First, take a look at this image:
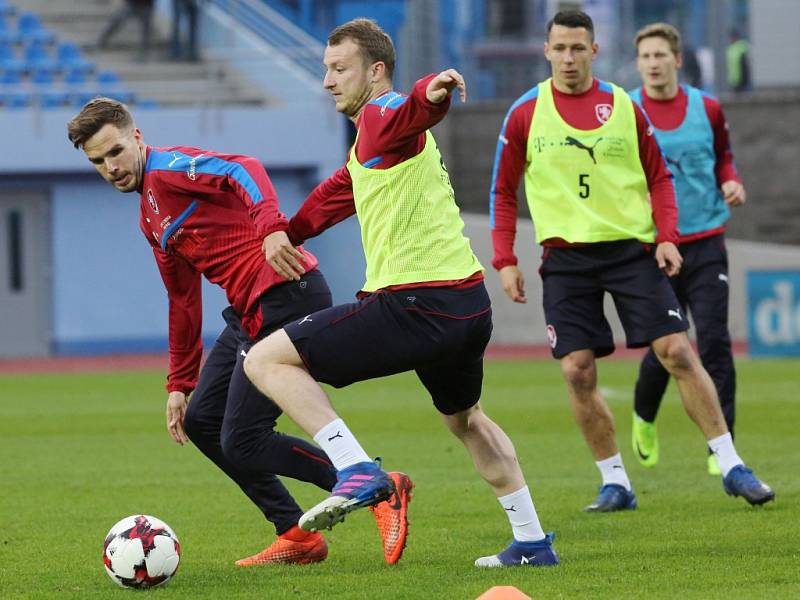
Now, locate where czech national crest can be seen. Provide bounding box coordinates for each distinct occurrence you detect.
[595,103,612,124]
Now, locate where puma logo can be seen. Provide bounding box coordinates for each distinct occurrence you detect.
[665,153,686,175]
[504,505,517,512]
[299,315,313,324]
[668,309,682,320]
[168,152,182,167]
[565,136,603,164]
[327,431,343,441]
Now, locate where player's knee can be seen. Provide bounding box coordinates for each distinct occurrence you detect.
[560,353,595,390]
[220,427,262,469]
[654,334,695,373]
[443,404,485,437]
[242,340,272,382]
[243,334,292,384]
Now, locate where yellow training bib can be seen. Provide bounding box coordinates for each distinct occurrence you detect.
[524,79,654,244]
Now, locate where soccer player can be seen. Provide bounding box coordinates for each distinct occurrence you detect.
[66,98,409,566]
[489,10,773,510]
[630,23,745,476]
[243,18,559,568]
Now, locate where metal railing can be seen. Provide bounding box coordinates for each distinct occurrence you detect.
[206,0,324,79]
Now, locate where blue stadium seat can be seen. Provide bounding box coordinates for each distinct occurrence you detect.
[96,70,121,85]
[136,98,159,109]
[0,15,20,44]
[57,41,93,73]
[71,90,102,107]
[0,64,21,85]
[0,0,15,17]
[17,12,55,45]
[63,66,88,85]
[0,89,32,109]
[99,87,136,104]
[37,89,69,109]
[24,40,56,71]
[30,66,54,85]
[0,41,23,70]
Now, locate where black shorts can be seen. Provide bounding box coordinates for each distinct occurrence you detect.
[284,282,493,415]
[222,270,333,346]
[540,240,689,358]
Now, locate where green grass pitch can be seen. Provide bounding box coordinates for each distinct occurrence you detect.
[1,359,798,599]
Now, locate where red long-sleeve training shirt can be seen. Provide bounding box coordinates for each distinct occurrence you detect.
[490,78,678,271]
[139,145,317,394]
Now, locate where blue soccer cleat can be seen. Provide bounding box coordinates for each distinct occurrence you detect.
[723,464,775,506]
[474,532,559,568]
[299,461,394,532]
[583,484,637,512]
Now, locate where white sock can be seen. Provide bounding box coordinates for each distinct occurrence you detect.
[596,453,632,491]
[707,432,743,477]
[313,418,371,471]
[497,486,545,542]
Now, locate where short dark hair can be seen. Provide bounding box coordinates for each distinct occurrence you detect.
[67,97,133,149]
[328,18,396,79]
[546,10,595,40]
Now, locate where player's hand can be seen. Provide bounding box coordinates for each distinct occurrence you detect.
[721,180,746,207]
[263,231,306,281]
[655,242,683,277]
[499,265,527,303]
[166,392,189,445]
[426,68,466,104]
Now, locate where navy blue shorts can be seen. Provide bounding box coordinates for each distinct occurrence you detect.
[540,240,689,358]
[284,282,493,415]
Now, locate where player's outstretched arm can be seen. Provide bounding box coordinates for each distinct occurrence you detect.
[263,230,307,281]
[426,68,467,104]
[166,391,189,445]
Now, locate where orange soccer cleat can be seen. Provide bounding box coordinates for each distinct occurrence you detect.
[369,471,414,565]
[234,525,328,566]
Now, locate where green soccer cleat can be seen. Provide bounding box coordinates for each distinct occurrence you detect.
[707,454,721,476]
[632,413,659,467]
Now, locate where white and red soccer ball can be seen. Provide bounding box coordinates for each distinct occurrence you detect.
[103,515,181,589]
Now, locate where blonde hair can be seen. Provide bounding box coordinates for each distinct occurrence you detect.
[634,23,682,56]
[329,18,396,79]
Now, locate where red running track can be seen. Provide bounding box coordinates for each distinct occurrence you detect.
[0,342,748,375]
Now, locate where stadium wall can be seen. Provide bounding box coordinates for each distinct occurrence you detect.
[0,105,355,356]
[3,97,799,356]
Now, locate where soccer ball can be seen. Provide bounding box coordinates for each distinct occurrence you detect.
[103,515,181,589]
